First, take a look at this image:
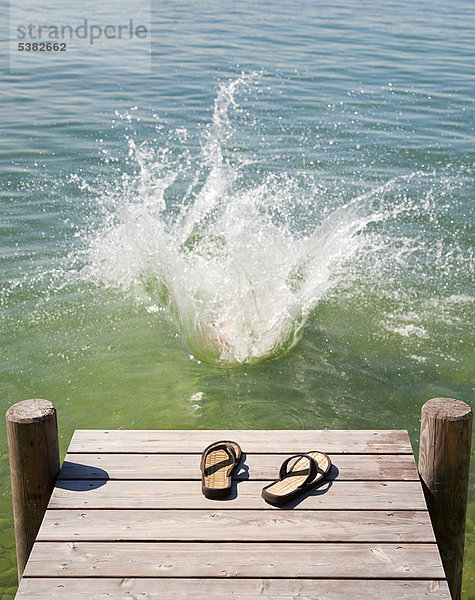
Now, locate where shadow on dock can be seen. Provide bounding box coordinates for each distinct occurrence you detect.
[55,461,109,490]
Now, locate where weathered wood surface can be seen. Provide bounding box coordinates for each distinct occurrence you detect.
[15,429,450,600]
[49,480,427,510]
[24,541,445,578]
[16,578,452,600]
[68,429,413,453]
[6,399,60,580]
[419,397,472,600]
[60,452,419,480]
[38,508,436,542]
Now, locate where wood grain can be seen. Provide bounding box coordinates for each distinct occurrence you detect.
[68,429,413,454]
[49,479,427,510]
[13,428,450,600]
[37,509,436,542]
[15,578,451,599]
[24,541,445,578]
[418,398,472,600]
[6,399,60,580]
[59,452,419,481]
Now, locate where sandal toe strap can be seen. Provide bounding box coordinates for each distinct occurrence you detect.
[279,454,318,487]
[200,441,237,476]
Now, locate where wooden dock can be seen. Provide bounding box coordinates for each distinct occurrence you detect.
[15,429,451,599]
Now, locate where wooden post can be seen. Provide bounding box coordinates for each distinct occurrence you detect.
[418,397,472,600]
[6,398,60,581]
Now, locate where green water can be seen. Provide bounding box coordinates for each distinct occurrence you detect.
[1,0,474,597]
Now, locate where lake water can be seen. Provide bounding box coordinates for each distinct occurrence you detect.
[1,0,474,597]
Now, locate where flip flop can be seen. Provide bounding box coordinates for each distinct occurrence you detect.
[200,440,242,499]
[261,450,332,506]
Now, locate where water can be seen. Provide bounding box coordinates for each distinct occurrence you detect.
[1,0,474,596]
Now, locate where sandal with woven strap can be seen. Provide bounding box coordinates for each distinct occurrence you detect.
[261,451,332,506]
[201,440,242,499]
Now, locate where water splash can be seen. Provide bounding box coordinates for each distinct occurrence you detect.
[79,73,469,365]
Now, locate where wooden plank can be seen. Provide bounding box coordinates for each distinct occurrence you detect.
[68,429,413,454]
[37,509,436,542]
[49,480,427,510]
[23,541,446,578]
[15,428,449,600]
[15,577,452,599]
[59,452,419,481]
